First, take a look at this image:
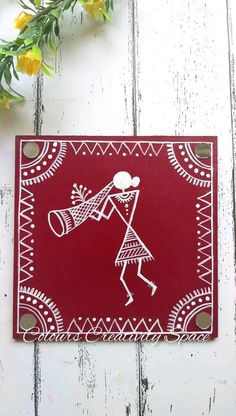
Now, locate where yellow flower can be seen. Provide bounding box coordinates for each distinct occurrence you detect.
[14,12,33,31]
[17,47,42,76]
[81,0,106,19]
[0,94,10,110]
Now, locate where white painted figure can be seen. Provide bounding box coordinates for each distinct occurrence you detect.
[89,171,157,306]
[48,171,157,306]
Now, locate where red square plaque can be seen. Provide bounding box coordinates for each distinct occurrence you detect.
[14,136,217,342]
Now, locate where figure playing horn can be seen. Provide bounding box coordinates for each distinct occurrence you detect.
[48,171,157,306]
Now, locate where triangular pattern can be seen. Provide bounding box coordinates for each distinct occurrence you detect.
[70,141,164,157]
[66,317,163,334]
[196,192,213,284]
[19,187,34,283]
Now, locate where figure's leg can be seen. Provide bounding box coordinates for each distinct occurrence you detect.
[137,259,157,296]
[119,262,134,306]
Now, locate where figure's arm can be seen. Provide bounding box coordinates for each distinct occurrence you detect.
[90,196,114,221]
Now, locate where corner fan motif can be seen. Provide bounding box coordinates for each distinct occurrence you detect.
[48,171,158,306]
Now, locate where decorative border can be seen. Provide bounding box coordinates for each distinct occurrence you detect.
[16,139,215,338]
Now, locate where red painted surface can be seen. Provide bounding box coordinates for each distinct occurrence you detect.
[13,136,217,341]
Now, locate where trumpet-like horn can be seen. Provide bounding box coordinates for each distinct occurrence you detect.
[48,181,113,237]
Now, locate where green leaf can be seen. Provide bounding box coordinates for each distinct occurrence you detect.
[32,45,42,60]
[24,38,34,46]
[41,63,53,77]
[43,61,55,71]
[4,67,12,86]
[103,10,112,22]
[34,0,41,9]
[51,8,61,18]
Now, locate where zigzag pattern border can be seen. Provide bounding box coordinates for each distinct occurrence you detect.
[196,191,212,284]
[67,317,163,334]
[70,142,164,157]
[19,187,34,283]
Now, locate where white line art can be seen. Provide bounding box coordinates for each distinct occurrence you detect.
[167,287,212,332]
[19,286,64,333]
[196,191,213,284]
[21,141,67,186]
[19,187,35,283]
[48,171,157,306]
[70,141,164,157]
[167,143,212,187]
[67,317,163,335]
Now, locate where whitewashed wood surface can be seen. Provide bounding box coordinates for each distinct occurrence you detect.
[1,1,236,415]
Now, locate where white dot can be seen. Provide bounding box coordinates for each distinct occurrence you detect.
[148,318,152,322]
[194,168,199,173]
[48,154,52,159]
[205,296,210,301]
[178,145,183,149]
[96,152,100,156]
[30,252,33,256]
[52,148,56,153]
[23,172,28,176]
[125,204,129,208]
[187,305,190,310]
[184,157,189,162]
[196,216,200,220]
[109,153,112,156]
[39,304,43,309]
[188,164,193,169]
[30,169,35,174]
[92,318,96,322]
[106,317,111,322]
[50,325,55,330]
[43,161,47,166]
[31,198,35,202]
[29,266,34,271]
[31,239,34,244]
[122,153,126,156]
[78,317,82,320]
[197,269,200,273]
[197,230,200,234]
[197,242,201,246]
[181,310,186,315]
[32,299,37,304]
[53,142,58,147]
[31,211,34,215]
[133,318,137,321]
[27,297,31,302]
[43,311,48,316]
[181,151,185,156]
[20,295,24,300]
[82,151,86,155]
[47,317,52,323]
[200,171,205,176]
[176,324,181,329]
[198,298,203,303]
[191,301,196,306]
[135,153,139,157]
[118,317,123,321]
[206,173,210,178]
[178,317,183,322]
[149,153,153,156]
[31,224,35,229]
[196,204,200,208]
[197,255,200,259]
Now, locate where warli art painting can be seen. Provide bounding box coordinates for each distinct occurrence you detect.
[13,136,217,342]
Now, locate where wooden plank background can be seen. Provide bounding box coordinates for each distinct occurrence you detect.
[1,0,236,414]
